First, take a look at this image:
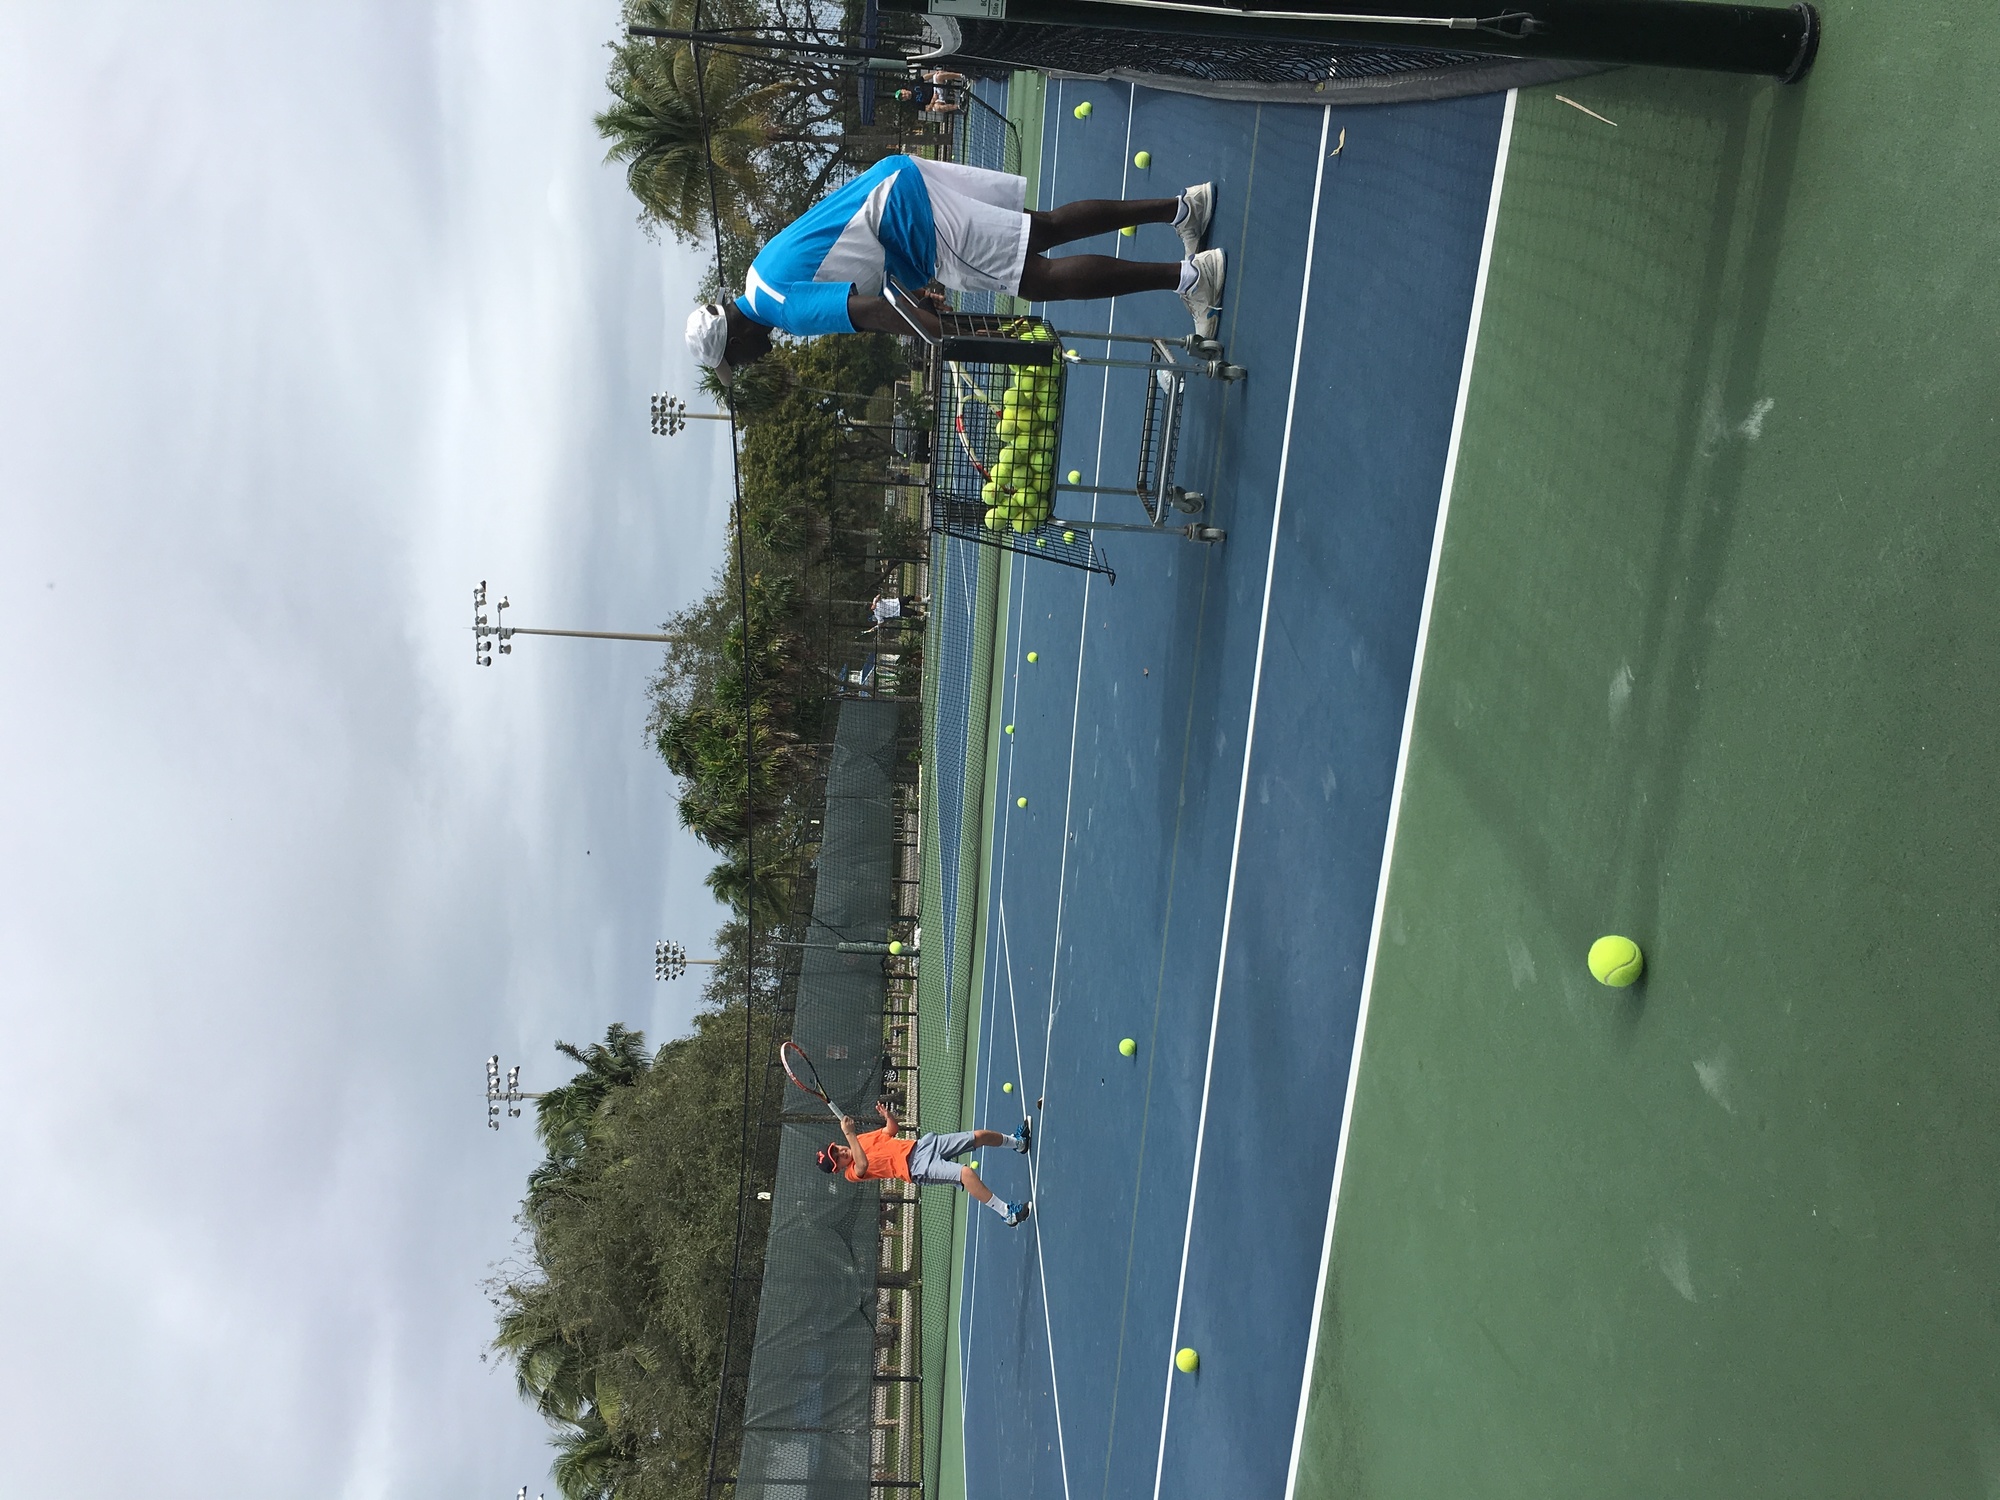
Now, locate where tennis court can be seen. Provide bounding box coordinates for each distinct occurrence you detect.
[923,8,2000,1498]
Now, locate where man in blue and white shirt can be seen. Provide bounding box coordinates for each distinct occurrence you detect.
[685,155,1223,384]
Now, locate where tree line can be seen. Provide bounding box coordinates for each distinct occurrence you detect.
[490,9,940,1495]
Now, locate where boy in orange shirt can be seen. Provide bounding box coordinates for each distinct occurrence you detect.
[818,1100,1032,1226]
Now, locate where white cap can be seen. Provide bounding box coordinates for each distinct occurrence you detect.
[685,302,734,385]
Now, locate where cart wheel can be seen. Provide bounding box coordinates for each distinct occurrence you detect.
[1183,524,1226,544]
[1220,363,1247,382]
[1182,334,1224,358]
[1171,488,1205,514]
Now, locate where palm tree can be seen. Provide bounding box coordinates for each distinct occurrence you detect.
[492,1292,592,1427]
[534,1023,655,1166]
[597,21,782,245]
[703,845,792,919]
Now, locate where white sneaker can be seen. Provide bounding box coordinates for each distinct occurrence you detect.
[1179,248,1225,338]
[1176,182,1214,259]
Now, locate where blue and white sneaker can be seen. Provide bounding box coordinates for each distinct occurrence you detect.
[1176,182,1214,259]
[1180,248,1225,339]
[1002,1200,1032,1227]
[1011,1120,1033,1154]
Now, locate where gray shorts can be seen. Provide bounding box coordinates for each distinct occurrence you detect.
[907,1130,981,1186]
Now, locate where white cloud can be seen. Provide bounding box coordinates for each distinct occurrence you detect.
[0,0,736,1492]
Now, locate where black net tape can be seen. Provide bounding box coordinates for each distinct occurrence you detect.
[947,17,1482,83]
[919,17,1605,105]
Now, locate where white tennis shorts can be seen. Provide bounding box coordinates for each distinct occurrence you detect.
[915,157,1030,297]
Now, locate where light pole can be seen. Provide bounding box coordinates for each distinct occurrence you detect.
[650,393,735,437]
[486,1054,544,1130]
[655,939,724,982]
[471,581,686,665]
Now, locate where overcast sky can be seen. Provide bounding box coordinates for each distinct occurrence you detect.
[0,3,733,1494]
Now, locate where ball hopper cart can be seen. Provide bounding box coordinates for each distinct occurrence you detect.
[887,280,1246,582]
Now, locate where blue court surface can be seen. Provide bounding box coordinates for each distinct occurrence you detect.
[951,83,1507,1500]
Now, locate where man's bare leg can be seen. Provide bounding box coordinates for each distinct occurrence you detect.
[1028,197,1181,252]
[1018,253,1180,303]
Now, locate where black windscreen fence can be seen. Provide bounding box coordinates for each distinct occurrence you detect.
[734,699,903,1500]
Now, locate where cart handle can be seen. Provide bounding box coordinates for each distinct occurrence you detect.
[885,277,1060,368]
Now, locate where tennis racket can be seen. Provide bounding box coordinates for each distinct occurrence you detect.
[780,1040,845,1122]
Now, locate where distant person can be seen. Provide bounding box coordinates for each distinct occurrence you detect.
[819,1100,1033,1226]
[894,69,966,116]
[869,593,923,631]
[685,156,1222,387]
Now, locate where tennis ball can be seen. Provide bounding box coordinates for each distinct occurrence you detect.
[1003,1081,1014,1093]
[1004,723,1014,734]
[1588,935,1644,986]
[984,507,1005,530]
[1017,796,1028,808]
[1026,651,1038,662]
[1120,225,1136,237]
[1119,1037,1137,1057]
[1175,1348,1199,1374]
[1134,150,1152,169]
[888,940,903,955]
[1063,530,1076,543]
[1074,100,1093,119]
[1067,469,1082,484]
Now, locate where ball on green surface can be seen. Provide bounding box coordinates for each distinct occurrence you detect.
[1026,651,1038,662]
[1118,1037,1137,1057]
[1073,100,1093,119]
[1588,934,1645,987]
[1175,1348,1199,1374]
[1134,150,1151,169]
[1017,796,1028,808]
[1003,1081,1014,1093]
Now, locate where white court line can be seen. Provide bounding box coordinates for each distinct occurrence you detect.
[1278,89,1519,1500]
[960,547,1037,1489]
[1149,103,1333,1500]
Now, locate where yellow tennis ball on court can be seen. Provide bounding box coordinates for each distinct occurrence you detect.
[1074,100,1093,119]
[1175,1348,1199,1374]
[1017,797,1028,808]
[1120,225,1135,237]
[1119,1038,1136,1057]
[1003,1081,1014,1093]
[1067,469,1082,484]
[1004,723,1014,734]
[1134,150,1151,169]
[1588,935,1644,986]
[1026,651,1038,662]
